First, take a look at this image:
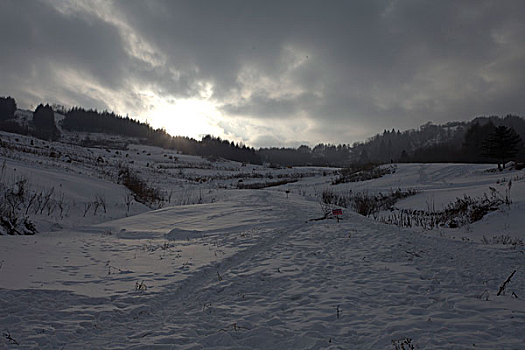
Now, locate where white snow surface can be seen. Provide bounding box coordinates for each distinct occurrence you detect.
[1,132,525,349]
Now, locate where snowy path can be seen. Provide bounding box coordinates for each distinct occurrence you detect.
[1,190,524,349]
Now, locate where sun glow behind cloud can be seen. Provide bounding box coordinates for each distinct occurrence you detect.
[144,93,225,141]
[3,1,525,149]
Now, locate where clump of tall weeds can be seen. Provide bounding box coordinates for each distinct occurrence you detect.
[332,164,396,185]
[380,188,509,229]
[118,166,164,208]
[321,188,417,216]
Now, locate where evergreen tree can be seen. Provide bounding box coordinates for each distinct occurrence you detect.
[0,96,17,121]
[358,149,370,164]
[33,104,55,128]
[462,121,496,162]
[482,126,522,169]
[399,150,410,163]
[33,104,60,140]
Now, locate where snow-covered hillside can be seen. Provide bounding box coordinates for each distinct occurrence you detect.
[1,131,524,348]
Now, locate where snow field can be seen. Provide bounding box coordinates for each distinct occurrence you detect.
[1,132,525,348]
[1,189,524,348]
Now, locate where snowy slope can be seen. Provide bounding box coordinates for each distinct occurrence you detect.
[1,189,524,349]
[1,132,525,348]
[296,163,525,242]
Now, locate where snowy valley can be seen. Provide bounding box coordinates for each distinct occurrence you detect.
[1,130,524,349]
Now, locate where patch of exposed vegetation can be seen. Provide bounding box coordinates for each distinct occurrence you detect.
[0,169,36,235]
[80,136,129,150]
[481,235,523,247]
[321,188,417,216]
[379,188,509,229]
[237,179,298,190]
[118,166,164,208]
[392,337,415,350]
[332,164,396,185]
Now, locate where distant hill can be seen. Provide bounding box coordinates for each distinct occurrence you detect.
[1,95,524,166]
[0,98,261,165]
[259,116,525,166]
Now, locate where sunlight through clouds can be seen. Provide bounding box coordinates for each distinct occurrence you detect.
[2,1,525,147]
[145,93,224,140]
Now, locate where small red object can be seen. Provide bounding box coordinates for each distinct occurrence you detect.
[332,209,343,216]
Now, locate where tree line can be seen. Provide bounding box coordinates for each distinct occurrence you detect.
[0,97,60,141]
[259,117,524,169]
[0,97,261,164]
[1,96,523,168]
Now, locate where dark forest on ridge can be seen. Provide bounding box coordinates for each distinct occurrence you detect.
[1,96,524,169]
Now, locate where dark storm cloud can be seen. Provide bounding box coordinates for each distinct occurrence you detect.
[115,1,525,127]
[0,0,133,109]
[2,0,525,146]
[221,92,320,119]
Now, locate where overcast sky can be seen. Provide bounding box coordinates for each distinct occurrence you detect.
[1,0,525,147]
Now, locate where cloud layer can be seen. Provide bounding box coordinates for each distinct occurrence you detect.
[1,0,525,147]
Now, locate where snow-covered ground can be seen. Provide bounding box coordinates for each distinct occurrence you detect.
[1,132,524,349]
